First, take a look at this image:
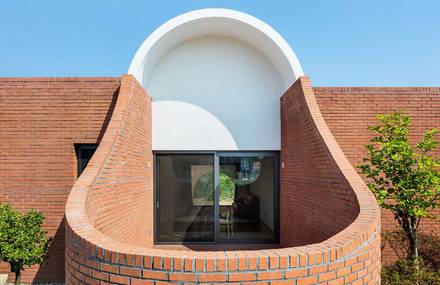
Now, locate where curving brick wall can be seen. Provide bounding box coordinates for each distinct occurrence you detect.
[65,75,381,284]
[314,86,440,264]
[280,77,360,247]
[83,75,153,247]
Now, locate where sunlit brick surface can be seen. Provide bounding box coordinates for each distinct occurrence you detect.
[0,77,120,283]
[314,86,440,264]
[4,75,433,283]
[65,76,381,284]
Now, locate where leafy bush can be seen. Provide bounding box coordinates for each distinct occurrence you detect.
[383,230,440,270]
[358,112,440,260]
[0,203,51,285]
[419,232,440,270]
[382,258,440,285]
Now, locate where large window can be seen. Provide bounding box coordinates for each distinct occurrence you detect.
[155,152,279,244]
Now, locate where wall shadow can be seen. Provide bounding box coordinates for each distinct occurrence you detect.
[34,88,119,283]
[97,87,119,141]
[34,217,66,283]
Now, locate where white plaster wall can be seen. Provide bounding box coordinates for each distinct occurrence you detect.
[145,36,284,150]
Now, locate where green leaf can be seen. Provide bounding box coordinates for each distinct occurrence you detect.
[357,111,440,252]
[0,203,51,274]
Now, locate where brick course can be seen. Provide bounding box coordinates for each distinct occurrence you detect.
[0,77,120,283]
[314,86,440,263]
[3,74,434,283]
[280,78,360,247]
[64,76,381,284]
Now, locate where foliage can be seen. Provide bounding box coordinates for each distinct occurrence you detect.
[358,112,440,259]
[218,173,235,203]
[193,172,235,203]
[383,230,440,270]
[0,203,51,285]
[382,258,440,285]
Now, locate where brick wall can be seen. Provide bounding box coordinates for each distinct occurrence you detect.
[314,86,440,263]
[65,74,154,284]
[280,78,359,247]
[64,227,381,285]
[64,76,381,285]
[3,74,416,283]
[84,75,153,247]
[0,77,120,283]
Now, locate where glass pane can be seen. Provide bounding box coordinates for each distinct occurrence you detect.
[219,155,275,241]
[156,154,215,242]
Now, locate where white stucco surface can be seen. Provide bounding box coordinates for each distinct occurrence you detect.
[129,8,303,150]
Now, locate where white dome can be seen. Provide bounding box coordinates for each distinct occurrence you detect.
[129,8,303,88]
[129,9,304,151]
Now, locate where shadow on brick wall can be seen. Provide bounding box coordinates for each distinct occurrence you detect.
[34,217,66,283]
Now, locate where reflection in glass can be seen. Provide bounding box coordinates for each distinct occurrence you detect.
[156,154,214,242]
[219,156,275,241]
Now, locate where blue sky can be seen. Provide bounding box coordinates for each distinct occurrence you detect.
[1,0,439,86]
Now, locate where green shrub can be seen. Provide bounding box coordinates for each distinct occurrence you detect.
[383,230,440,270]
[358,112,440,261]
[0,203,51,285]
[382,258,440,285]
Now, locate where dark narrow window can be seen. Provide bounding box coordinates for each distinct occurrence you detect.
[75,144,98,177]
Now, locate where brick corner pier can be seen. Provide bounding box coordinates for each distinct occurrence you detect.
[65,75,381,284]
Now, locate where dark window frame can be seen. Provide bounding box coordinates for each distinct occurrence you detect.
[75,144,98,178]
[153,151,280,245]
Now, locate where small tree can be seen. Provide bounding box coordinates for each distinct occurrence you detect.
[0,204,51,285]
[358,112,440,261]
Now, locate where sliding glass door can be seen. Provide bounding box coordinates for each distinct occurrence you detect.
[218,154,276,242]
[155,152,278,244]
[155,154,215,242]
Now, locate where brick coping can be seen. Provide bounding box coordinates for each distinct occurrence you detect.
[313,86,440,92]
[0,77,120,82]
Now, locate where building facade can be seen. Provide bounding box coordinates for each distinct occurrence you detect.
[0,8,439,285]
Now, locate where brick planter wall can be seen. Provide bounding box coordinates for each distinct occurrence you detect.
[0,77,120,283]
[65,76,381,284]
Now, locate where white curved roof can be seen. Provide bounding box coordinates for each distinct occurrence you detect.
[128,8,303,89]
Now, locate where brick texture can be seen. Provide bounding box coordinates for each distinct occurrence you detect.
[5,74,430,284]
[84,75,153,247]
[314,86,440,263]
[280,78,359,247]
[0,77,120,283]
[64,76,381,285]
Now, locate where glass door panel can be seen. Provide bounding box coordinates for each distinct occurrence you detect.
[218,155,275,241]
[156,154,215,242]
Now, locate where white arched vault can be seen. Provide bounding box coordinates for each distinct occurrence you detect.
[129,8,304,151]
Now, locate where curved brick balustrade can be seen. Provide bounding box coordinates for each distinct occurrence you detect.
[65,76,381,284]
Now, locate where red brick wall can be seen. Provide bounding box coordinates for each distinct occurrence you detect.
[314,86,440,263]
[280,78,359,247]
[6,74,427,283]
[65,74,154,284]
[64,76,381,285]
[0,77,120,283]
[84,75,153,247]
[64,229,382,285]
